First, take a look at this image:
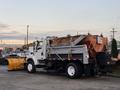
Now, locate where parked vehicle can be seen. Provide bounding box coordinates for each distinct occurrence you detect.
[26,34,110,78]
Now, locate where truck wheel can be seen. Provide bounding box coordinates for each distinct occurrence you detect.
[66,63,82,79]
[27,61,36,73]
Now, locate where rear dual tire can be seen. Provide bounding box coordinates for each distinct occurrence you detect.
[66,63,83,79]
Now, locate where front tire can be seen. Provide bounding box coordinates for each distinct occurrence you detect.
[66,63,82,79]
[27,61,36,73]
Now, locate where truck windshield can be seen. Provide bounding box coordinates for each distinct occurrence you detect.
[36,41,43,50]
[33,41,43,51]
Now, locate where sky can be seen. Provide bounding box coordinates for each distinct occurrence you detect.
[0,0,120,44]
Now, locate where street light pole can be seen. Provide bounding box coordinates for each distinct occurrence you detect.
[27,25,29,47]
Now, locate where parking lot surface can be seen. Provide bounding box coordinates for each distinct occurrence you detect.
[0,66,120,90]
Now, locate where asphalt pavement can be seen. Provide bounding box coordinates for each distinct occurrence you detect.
[0,66,120,90]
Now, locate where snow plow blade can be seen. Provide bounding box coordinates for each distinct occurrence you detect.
[7,56,26,71]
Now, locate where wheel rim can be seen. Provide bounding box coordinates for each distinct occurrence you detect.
[67,66,75,76]
[28,63,33,72]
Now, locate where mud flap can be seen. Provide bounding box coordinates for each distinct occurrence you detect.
[96,52,111,74]
[84,64,90,76]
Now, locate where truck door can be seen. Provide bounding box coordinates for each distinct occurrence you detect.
[34,41,44,60]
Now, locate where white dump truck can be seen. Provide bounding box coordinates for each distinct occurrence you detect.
[26,34,109,78]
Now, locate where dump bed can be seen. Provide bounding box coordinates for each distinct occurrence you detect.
[49,34,108,59]
[48,45,88,61]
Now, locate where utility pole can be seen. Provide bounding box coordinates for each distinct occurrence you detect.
[27,25,29,47]
[110,28,117,39]
[24,37,26,45]
[77,32,78,36]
